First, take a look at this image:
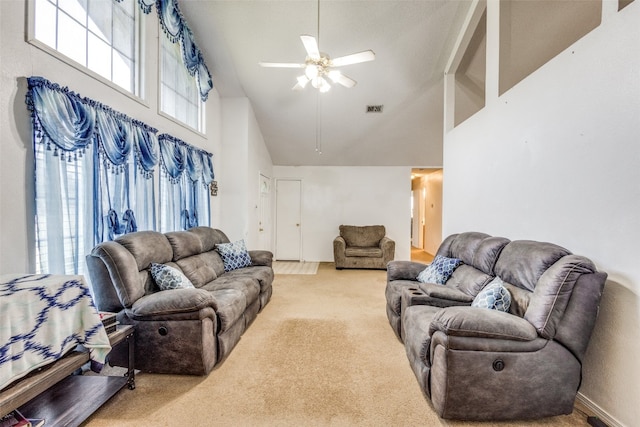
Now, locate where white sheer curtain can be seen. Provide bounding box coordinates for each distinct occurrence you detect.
[34,141,95,275]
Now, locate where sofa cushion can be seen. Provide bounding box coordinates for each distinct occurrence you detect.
[471,279,511,312]
[446,265,493,297]
[494,240,570,292]
[189,227,230,252]
[166,231,203,261]
[176,252,219,288]
[436,232,509,276]
[215,240,252,272]
[417,255,462,285]
[116,231,173,271]
[150,263,195,290]
[340,225,385,247]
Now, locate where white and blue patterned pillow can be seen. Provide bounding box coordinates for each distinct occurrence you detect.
[417,255,462,284]
[150,263,195,290]
[472,278,511,312]
[215,239,252,272]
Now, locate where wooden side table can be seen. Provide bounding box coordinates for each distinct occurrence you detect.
[5,325,136,426]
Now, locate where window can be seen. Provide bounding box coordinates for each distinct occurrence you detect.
[32,0,140,95]
[160,33,205,132]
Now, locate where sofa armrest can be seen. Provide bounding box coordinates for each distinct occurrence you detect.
[387,261,427,281]
[333,236,346,266]
[248,250,273,267]
[419,283,474,303]
[129,288,217,319]
[429,306,538,341]
[380,236,395,262]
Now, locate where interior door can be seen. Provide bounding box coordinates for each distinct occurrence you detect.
[258,173,271,251]
[275,179,302,261]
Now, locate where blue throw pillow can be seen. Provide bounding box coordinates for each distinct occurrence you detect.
[416,255,462,284]
[215,239,252,272]
[150,263,195,290]
[472,278,511,312]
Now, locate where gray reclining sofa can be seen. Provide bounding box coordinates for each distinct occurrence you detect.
[386,232,607,420]
[86,226,273,375]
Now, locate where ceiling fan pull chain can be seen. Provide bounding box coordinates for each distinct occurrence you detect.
[316,92,322,155]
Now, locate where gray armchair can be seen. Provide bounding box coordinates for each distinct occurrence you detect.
[333,225,395,270]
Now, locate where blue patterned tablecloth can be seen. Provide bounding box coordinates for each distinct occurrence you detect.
[0,274,112,390]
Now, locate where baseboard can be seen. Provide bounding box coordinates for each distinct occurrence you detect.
[575,392,625,427]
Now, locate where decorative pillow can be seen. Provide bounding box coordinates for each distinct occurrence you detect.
[215,239,252,272]
[416,255,462,285]
[472,278,511,312]
[150,263,195,290]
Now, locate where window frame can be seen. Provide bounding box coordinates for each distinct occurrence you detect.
[27,0,146,103]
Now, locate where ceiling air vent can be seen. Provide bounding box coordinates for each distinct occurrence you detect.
[366,105,383,113]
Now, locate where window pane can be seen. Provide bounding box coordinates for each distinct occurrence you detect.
[32,0,139,96]
[113,3,134,58]
[113,52,133,93]
[88,33,112,80]
[160,35,203,131]
[58,12,87,65]
[35,0,57,48]
[58,0,87,25]
[87,0,112,43]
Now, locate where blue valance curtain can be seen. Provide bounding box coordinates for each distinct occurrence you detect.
[115,0,213,101]
[158,134,214,232]
[118,0,212,101]
[156,0,213,101]
[27,75,213,274]
[27,76,159,274]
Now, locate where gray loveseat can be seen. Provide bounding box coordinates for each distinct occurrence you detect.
[386,232,607,420]
[333,225,395,270]
[86,226,273,375]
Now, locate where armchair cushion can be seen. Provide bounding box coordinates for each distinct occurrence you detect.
[417,255,462,284]
[339,225,386,247]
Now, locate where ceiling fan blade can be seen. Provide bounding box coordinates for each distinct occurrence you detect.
[331,50,375,67]
[300,35,320,60]
[293,75,310,90]
[328,70,357,88]
[259,62,305,68]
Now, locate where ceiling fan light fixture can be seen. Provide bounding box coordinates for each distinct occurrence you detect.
[305,64,319,80]
[296,75,310,88]
[311,76,331,92]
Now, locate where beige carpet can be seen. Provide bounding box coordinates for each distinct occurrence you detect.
[84,263,589,426]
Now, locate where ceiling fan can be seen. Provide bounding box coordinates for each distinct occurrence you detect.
[259,34,375,92]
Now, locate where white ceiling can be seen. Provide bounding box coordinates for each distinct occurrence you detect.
[180,0,472,166]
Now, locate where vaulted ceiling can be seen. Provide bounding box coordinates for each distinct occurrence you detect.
[180,1,471,166]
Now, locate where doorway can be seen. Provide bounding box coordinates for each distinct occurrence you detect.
[275,179,302,261]
[410,168,443,262]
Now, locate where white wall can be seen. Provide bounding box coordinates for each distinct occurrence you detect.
[220,98,249,242]
[443,2,640,426]
[247,103,273,249]
[219,97,273,248]
[273,166,411,262]
[0,0,223,274]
